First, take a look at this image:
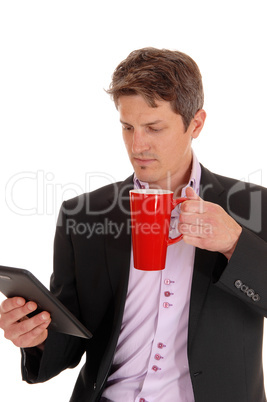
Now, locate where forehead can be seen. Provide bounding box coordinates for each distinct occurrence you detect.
[117,95,175,122]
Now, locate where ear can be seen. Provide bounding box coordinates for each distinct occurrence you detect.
[189,109,206,139]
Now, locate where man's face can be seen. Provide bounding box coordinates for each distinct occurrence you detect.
[118,95,204,193]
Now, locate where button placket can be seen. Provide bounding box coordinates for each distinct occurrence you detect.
[163,277,174,309]
[137,258,185,399]
[136,236,195,401]
[139,280,169,384]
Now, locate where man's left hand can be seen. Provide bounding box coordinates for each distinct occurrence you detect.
[178,187,242,260]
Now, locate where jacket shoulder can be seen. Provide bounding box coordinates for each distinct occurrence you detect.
[60,174,133,216]
[200,164,267,194]
[200,165,267,236]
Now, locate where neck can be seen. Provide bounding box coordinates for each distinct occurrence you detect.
[150,158,193,196]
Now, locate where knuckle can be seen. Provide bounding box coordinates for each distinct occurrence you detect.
[32,313,44,326]
[208,202,221,214]
[13,335,30,348]
[19,320,29,334]
[8,309,20,322]
[0,321,6,332]
[202,238,210,248]
[197,239,207,250]
[3,330,9,340]
[203,216,213,226]
[0,299,8,314]
[181,201,190,212]
[4,328,14,341]
[178,223,187,233]
[1,297,17,313]
[179,214,185,223]
[31,326,45,338]
[12,337,23,348]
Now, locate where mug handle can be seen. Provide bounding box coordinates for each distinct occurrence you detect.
[167,197,187,246]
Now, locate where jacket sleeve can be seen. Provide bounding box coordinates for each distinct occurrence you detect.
[21,202,87,383]
[216,226,267,317]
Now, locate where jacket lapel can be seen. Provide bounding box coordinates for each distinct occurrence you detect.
[95,177,134,392]
[188,165,227,351]
[104,175,133,310]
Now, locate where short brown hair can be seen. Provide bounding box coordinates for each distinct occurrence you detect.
[107,47,204,130]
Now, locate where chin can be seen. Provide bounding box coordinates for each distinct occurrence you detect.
[135,169,149,181]
[135,170,157,186]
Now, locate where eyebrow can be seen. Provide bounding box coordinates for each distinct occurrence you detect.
[120,119,164,126]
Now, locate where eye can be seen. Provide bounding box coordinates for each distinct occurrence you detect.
[122,125,133,131]
[147,126,161,133]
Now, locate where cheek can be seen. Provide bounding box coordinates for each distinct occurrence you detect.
[122,132,129,146]
[170,135,191,157]
[123,135,132,154]
[159,141,187,169]
[159,142,179,162]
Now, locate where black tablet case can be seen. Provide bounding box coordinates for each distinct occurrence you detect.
[0,266,92,339]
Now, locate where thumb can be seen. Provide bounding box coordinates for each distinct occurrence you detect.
[185,186,200,200]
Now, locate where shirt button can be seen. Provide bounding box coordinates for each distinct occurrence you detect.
[152,365,160,372]
[164,291,171,297]
[139,399,145,402]
[163,302,173,308]
[157,342,166,349]
[155,353,161,360]
[164,278,174,285]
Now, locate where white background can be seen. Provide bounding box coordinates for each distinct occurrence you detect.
[0,1,266,400]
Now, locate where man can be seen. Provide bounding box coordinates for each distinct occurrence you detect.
[0,48,267,402]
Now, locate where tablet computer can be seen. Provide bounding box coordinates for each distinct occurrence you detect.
[0,265,92,339]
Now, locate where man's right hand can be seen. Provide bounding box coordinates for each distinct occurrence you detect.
[0,297,51,349]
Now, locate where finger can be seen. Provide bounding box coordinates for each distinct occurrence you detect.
[179,223,206,238]
[12,321,50,348]
[5,311,51,341]
[0,297,26,314]
[1,301,39,328]
[180,199,206,214]
[185,186,201,200]
[179,211,212,231]
[181,187,206,214]
[179,212,202,225]
[182,234,210,249]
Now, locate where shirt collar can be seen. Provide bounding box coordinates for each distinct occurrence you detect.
[133,176,149,190]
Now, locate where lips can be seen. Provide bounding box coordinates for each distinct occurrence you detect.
[133,157,156,165]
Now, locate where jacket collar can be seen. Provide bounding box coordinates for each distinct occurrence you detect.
[188,165,228,352]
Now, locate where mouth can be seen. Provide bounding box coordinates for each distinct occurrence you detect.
[133,157,157,166]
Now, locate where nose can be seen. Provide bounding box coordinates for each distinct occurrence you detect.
[132,129,150,154]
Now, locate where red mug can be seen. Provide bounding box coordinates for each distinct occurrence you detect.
[129,189,187,271]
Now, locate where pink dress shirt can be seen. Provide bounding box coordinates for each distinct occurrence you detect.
[102,152,201,402]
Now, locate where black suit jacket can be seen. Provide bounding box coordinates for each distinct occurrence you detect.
[22,166,267,402]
